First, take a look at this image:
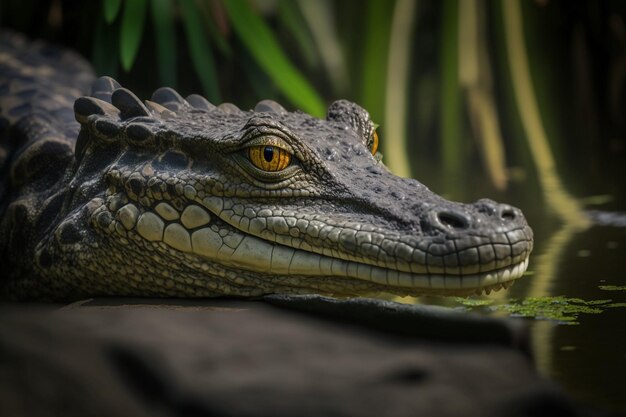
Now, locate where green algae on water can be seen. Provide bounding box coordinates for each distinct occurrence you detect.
[599,285,626,291]
[495,297,609,324]
[452,297,495,307]
[456,296,617,325]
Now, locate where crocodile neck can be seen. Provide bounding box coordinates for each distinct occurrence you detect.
[0,33,533,300]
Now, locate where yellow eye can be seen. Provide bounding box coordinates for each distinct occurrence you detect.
[248,145,292,172]
[370,130,379,155]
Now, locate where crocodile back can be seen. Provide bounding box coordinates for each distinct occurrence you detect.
[0,32,94,289]
[0,31,94,206]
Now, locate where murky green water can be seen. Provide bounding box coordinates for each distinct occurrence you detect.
[517,221,626,411]
[389,172,626,412]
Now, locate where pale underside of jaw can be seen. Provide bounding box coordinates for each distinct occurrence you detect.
[114,200,530,296]
[204,237,530,296]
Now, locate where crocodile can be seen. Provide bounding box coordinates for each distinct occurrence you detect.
[0,32,532,300]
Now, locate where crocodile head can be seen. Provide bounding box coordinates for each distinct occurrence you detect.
[28,76,532,298]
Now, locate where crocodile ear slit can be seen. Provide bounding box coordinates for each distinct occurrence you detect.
[111,88,151,119]
[151,87,189,111]
[90,76,122,103]
[74,96,120,124]
[186,94,215,111]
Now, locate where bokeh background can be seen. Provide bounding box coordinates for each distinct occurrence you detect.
[2,0,626,412]
[2,0,624,208]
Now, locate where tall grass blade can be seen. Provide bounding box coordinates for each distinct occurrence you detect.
[360,0,393,127]
[151,0,177,87]
[440,0,461,182]
[458,0,507,190]
[223,0,325,116]
[296,0,349,95]
[196,1,231,56]
[103,0,122,24]
[93,15,119,76]
[502,1,588,227]
[180,0,220,102]
[120,0,148,71]
[240,50,276,99]
[277,0,318,68]
[383,0,416,178]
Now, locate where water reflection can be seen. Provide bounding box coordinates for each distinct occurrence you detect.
[527,221,589,381]
[378,0,626,411]
[499,2,625,410]
[390,207,625,411]
[529,223,626,411]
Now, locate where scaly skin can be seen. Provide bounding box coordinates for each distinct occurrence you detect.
[0,33,533,300]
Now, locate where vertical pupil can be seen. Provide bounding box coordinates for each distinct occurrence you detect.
[263,146,274,162]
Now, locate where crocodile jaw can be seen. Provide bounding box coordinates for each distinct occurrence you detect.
[88,191,532,297]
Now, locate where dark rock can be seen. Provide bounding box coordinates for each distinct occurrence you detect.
[0,298,578,417]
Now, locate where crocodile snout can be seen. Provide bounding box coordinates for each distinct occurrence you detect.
[424,198,529,235]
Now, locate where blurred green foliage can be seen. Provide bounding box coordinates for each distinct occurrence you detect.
[0,0,624,208]
[223,0,325,116]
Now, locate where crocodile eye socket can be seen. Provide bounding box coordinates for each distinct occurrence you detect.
[369,130,379,155]
[247,145,292,172]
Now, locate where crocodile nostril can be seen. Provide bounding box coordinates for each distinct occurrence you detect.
[498,205,517,221]
[436,211,470,230]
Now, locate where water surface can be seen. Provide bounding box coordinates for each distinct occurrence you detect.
[390,173,626,412]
